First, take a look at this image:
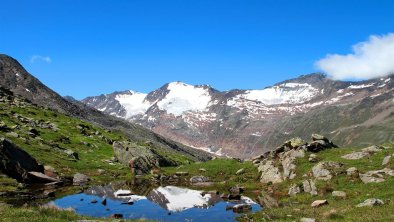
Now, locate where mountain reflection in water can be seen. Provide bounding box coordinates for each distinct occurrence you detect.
[51,183,261,222]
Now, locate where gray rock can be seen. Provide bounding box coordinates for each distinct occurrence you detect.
[257,193,279,208]
[361,145,382,153]
[311,134,325,140]
[359,168,394,183]
[332,191,346,198]
[5,132,18,138]
[346,167,359,177]
[231,204,252,213]
[308,154,318,162]
[28,171,60,183]
[64,149,79,160]
[303,179,317,195]
[73,173,89,186]
[341,151,370,160]
[312,161,343,180]
[235,168,245,175]
[288,184,301,196]
[175,171,189,176]
[258,160,283,184]
[300,218,316,222]
[382,155,391,165]
[280,149,305,180]
[311,199,328,207]
[190,175,209,183]
[356,198,384,207]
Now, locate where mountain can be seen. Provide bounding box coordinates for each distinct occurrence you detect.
[0,54,211,162]
[82,73,394,158]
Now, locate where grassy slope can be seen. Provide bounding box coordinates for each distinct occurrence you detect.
[161,144,394,221]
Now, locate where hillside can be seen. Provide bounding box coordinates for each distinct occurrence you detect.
[0,54,211,162]
[82,74,394,158]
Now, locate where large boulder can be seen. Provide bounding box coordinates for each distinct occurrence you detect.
[312,161,344,181]
[0,138,44,182]
[258,160,283,184]
[113,141,177,175]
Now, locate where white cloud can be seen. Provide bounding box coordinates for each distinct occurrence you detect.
[30,55,52,64]
[315,33,394,80]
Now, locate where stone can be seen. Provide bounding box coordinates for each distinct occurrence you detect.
[28,172,60,183]
[346,167,359,177]
[231,204,252,213]
[288,184,301,196]
[300,218,316,222]
[258,160,283,184]
[311,199,328,207]
[229,186,244,195]
[0,138,44,182]
[236,168,245,175]
[341,151,370,160]
[312,161,343,181]
[280,149,305,180]
[43,190,56,197]
[175,171,189,176]
[91,199,98,203]
[308,154,318,162]
[359,168,394,184]
[101,197,107,205]
[5,132,18,138]
[64,149,79,160]
[356,198,384,207]
[361,145,382,153]
[332,191,346,198]
[302,180,317,196]
[190,175,209,183]
[257,193,279,208]
[286,137,306,148]
[97,169,105,175]
[110,214,123,219]
[382,155,391,165]
[199,168,207,172]
[73,173,89,186]
[311,134,325,141]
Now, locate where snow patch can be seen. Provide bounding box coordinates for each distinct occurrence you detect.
[115,91,151,118]
[348,83,374,89]
[157,82,212,116]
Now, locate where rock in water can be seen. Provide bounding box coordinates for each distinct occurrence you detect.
[356,198,384,207]
[0,138,44,182]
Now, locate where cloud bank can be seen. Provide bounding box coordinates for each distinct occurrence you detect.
[30,55,52,64]
[315,33,394,80]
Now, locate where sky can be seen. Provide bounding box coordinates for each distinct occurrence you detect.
[0,0,393,99]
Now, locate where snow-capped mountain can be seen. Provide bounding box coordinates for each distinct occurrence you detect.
[82,73,394,158]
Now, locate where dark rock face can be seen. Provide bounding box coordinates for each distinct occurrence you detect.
[0,138,44,182]
[113,141,177,175]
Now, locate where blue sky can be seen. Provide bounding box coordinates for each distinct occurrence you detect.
[1,0,393,99]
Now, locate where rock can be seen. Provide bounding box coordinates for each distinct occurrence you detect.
[307,134,337,152]
[175,171,189,176]
[288,184,301,196]
[231,204,252,213]
[341,151,370,160]
[280,149,305,180]
[91,199,98,203]
[332,191,346,198]
[236,168,245,175]
[308,154,318,162]
[44,165,58,178]
[191,182,215,187]
[258,160,283,184]
[110,214,123,219]
[73,173,89,186]
[97,169,105,175]
[311,199,328,207]
[5,132,18,138]
[286,137,306,148]
[190,175,209,183]
[64,149,79,160]
[361,145,382,153]
[311,134,325,141]
[346,167,359,177]
[28,172,60,183]
[356,198,384,207]
[359,168,394,183]
[0,138,44,182]
[199,168,207,172]
[312,161,343,181]
[43,190,56,198]
[229,186,244,195]
[257,193,279,208]
[302,180,317,195]
[101,197,107,205]
[28,127,40,136]
[300,218,316,222]
[113,141,177,175]
[382,155,391,165]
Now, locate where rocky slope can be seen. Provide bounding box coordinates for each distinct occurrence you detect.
[0,54,211,162]
[82,73,394,158]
